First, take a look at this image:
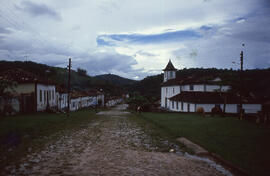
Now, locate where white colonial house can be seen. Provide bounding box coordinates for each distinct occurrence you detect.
[0,69,57,113]
[161,60,262,114]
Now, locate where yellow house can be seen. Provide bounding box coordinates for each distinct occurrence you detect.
[0,69,56,113]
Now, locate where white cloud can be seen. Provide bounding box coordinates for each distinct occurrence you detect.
[0,0,269,79]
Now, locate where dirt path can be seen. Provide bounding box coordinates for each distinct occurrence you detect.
[3,104,231,176]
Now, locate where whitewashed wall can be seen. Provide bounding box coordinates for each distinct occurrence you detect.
[70,98,80,111]
[7,83,35,94]
[224,104,238,113]
[56,93,68,110]
[161,86,180,108]
[181,85,190,91]
[180,84,230,92]
[167,102,261,114]
[106,98,122,107]
[164,71,176,82]
[243,104,261,113]
[205,85,220,92]
[37,84,56,111]
[221,86,230,92]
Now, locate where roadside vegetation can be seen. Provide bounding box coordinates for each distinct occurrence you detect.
[139,112,270,176]
[0,110,98,170]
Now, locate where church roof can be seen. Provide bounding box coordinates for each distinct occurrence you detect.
[163,60,177,71]
[161,75,225,87]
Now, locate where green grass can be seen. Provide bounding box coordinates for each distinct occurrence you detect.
[0,110,98,169]
[140,112,270,176]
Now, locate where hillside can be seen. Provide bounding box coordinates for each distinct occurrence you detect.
[94,74,137,86]
[126,74,163,101]
[0,60,125,96]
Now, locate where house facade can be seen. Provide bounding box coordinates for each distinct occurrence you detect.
[161,60,262,114]
[37,84,57,111]
[0,69,57,114]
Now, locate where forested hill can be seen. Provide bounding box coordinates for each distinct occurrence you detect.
[94,74,137,86]
[0,60,131,96]
[128,68,270,101]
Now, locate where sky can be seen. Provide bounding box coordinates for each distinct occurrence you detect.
[0,0,270,80]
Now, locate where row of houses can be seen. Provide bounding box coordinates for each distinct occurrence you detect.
[0,68,119,115]
[105,97,123,107]
[161,60,262,114]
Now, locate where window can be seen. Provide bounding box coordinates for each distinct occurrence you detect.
[52,90,54,100]
[49,90,51,101]
[173,87,174,94]
[44,90,46,102]
[181,102,183,110]
[40,90,42,102]
[166,88,168,93]
[170,71,173,78]
[176,102,179,110]
[172,101,174,109]
[190,85,194,91]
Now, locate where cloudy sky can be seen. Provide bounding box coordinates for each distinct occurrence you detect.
[0,0,270,80]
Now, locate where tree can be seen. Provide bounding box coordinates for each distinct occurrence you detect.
[77,68,87,76]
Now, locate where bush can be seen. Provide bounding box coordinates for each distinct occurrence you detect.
[126,92,151,111]
[196,107,205,113]
[196,107,205,117]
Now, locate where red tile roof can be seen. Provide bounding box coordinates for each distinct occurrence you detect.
[0,68,55,85]
[162,76,224,86]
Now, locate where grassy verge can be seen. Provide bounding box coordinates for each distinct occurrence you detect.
[140,112,270,176]
[128,113,193,153]
[0,109,98,169]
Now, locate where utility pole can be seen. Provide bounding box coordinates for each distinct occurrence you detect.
[67,58,71,117]
[239,44,244,119]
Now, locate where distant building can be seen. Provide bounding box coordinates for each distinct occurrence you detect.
[69,90,104,111]
[105,97,123,107]
[0,69,57,114]
[161,60,261,114]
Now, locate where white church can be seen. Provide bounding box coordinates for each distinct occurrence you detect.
[161,60,262,114]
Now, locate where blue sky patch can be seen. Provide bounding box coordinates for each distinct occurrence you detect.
[97,29,202,46]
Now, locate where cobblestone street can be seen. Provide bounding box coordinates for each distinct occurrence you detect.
[3,104,231,176]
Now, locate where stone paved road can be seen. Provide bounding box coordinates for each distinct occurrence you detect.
[4,104,231,176]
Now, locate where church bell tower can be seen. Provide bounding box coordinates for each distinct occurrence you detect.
[163,60,177,82]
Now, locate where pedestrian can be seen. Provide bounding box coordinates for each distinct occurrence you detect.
[137,106,141,114]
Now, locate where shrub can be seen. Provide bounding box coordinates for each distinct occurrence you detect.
[196,107,205,117]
